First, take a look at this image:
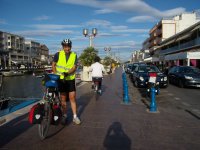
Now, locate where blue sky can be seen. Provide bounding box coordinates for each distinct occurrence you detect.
[0,0,199,61]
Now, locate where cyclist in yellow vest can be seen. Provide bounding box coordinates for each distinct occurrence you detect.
[52,39,81,125]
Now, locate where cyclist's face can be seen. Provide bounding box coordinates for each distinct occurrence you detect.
[63,45,71,53]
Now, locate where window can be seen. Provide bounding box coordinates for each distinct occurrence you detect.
[169,67,176,73]
[8,42,10,46]
[174,67,179,73]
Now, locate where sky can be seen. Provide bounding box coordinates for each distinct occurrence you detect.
[0,0,199,61]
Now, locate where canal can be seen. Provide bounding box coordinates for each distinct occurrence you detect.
[1,75,44,99]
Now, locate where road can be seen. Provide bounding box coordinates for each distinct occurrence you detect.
[128,77,200,119]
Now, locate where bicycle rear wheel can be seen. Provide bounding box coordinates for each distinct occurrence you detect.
[38,102,51,140]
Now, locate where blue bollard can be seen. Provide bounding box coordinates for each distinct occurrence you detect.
[123,83,129,103]
[150,87,157,112]
[122,72,130,104]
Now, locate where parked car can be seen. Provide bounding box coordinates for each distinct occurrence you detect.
[168,66,200,88]
[129,63,146,81]
[131,65,168,88]
[125,64,133,74]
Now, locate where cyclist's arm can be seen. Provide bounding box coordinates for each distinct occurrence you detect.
[68,65,77,74]
[52,62,57,74]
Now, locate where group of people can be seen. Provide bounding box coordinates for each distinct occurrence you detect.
[52,39,105,125]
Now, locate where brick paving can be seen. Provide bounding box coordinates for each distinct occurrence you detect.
[0,68,200,150]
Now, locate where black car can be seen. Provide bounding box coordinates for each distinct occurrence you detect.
[168,66,200,88]
[129,63,146,81]
[131,65,168,88]
[125,64,133,74]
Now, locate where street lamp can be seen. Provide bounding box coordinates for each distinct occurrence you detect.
[83,28,97,47]
[104,47,111,56]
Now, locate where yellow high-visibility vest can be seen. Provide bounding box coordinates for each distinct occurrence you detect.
[56,50,76,80]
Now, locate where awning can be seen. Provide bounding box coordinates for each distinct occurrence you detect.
[143,57,159,62]
[164,51,200,61]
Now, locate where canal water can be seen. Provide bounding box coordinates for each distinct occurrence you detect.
[1,75,44,99]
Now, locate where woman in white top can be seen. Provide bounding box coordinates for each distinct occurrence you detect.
[89,56,105,93]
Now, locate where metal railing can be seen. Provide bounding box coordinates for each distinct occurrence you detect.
[160,37,200,54]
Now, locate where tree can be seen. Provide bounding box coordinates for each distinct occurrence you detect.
[79,47,98,66]
[103,56,117,66]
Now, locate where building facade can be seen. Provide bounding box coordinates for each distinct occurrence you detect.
[0,31,29,69]
[0,30,50,69]
[40,44,49,64]
[147,12,200,54]
[25,40,41,67]
[158,21,200,69]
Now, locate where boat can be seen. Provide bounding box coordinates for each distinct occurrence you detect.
[2,71,24,77]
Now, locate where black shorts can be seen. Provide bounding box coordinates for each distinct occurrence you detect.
[58,79,76,93]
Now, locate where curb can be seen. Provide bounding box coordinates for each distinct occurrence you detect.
[0,100,42,126]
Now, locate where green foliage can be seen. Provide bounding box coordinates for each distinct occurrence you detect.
[79,47,98,66]
[103,56,117,66]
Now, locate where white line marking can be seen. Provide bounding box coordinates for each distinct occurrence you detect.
[181,102,191,107]
[168,93,174,96]
[174,97,181,100]
[192,109,200,113]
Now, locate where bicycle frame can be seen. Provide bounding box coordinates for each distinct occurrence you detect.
[38,74,61,140]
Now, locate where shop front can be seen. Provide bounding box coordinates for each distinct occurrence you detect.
[164,51,200,68]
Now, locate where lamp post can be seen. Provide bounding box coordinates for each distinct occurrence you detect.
[104,47,111,56]
[83,28,97,47]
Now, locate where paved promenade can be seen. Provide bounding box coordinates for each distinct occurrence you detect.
[0,68,200,150]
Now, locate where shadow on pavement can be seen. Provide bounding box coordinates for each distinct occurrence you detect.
[0,113,31,147]
[185,109,200,120]
[103,122,132,150]
[136,88,150,109]
[77,91,93,117]
[46,125,66,139]
[64,90,94,125]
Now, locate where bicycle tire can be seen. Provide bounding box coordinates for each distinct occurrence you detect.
[38,102,51,140]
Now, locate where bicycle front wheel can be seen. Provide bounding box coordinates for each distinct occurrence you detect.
[38,102,51,140]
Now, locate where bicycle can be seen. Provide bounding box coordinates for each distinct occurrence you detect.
[38,73,61,140]
[92,77,103,100]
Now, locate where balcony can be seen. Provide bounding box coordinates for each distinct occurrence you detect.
[160,37,200,55]
[155,37,162,44]
[156,29,162,36]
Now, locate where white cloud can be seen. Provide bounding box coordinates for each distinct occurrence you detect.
[59,0,186,17]
[15,30,73,37]
[110,26,128,30]
[95,40,141,49]
[34,15,51,21]
[30,24,81,30]
[98,32,130,37]
[85,19,112,28]
[95,9,116,14]
[112,28,149,33]
[71,36,88,41]
[127,16,156,23]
